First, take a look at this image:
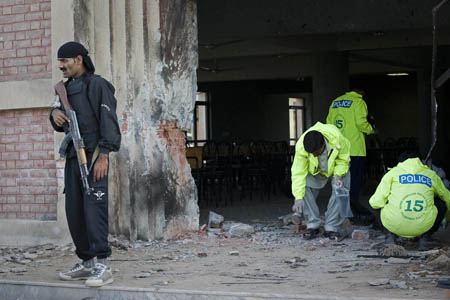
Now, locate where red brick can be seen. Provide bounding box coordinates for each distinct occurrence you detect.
[26,46,45,56]
[25,0,42,4]
[19,169,30,178]
[44,194,56,203]
[3,6,12,14]
[17,213,36,220]
[0,66,17,75]
[15,160,33,168]
[33,159,43,168]
[25,11,43,21]
[41,37,50,46]
[5,127,14,134]
[19,152,28,160]
[43,159,55,169]
[0,135,19,143]
[42,142,53,150]
[15,143,33,151]
[1,0,16,6]
[45,178,56,186]
[30,169,47,177]
[16,0,25,5]
[0,15,16,24]
[19,133,46,142]
[12,5,29,14]
[13,39,31,48]
[0,117,18,126]
[35,195,44,203]
[6,161,15,169]
[12,21,30,31]
[39,2,50,11]
[0,161,5,169]
[25,29,43,39]
[2,187,19,195]
[28,64,46,73]
[30,204,48,212]
[15,31,26,40]
[20,204,30,211]
[0,178,6,187]
[47,185,56,194]
[4,56,31,67]
[17,195,35,203]
[0,49,16,59]
[7,196,15,203]
[1,152,19,160]
[48,204,56,213]
[0,195,6,203]
[3,204,19,212]
[15,14,24,22]
[1,169,19,177]
[31,38,41,47]
[29,3,39,11]
[17,48,26,57]
[5,144,14,151]
[0,144,5,152]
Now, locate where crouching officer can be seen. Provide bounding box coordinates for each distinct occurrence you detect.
[291,122,351,240]
[49,41,121,287]
[369,153,450,250]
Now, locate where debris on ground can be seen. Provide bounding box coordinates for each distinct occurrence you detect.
[380,244,407,256]
[208,211,224,228]
[1,217,450,298]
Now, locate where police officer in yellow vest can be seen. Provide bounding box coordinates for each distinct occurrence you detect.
[291,122,351,240]
[326,90,375,222]
[369,153,450,250]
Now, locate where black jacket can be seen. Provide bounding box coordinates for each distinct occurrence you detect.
[50,72,121,157]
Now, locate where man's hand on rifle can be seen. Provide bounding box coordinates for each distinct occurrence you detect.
[93,153,108,182]
[52,109,70,127]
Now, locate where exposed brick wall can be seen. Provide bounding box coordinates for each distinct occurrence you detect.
[0,108,57,220]
[0,0,51,82]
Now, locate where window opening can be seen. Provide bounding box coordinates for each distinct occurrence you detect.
[289,97,305,146]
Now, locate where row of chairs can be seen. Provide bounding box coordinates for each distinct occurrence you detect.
[186,140,292,208]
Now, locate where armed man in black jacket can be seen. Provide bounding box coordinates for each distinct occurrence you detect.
[49,41,121,287]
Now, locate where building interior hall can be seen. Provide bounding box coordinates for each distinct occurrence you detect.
[186,1,450,225]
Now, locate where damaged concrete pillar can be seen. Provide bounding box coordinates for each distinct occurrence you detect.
[312,52,349,123]
[71,0,199,240]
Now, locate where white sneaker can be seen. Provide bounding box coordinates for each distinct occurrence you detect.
[59,263,92,281]
[85,263,114,287]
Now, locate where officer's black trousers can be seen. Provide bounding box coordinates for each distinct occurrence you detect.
[349,156,371,215]
[65,153,111,261]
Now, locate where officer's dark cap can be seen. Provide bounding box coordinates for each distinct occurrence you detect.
[57,41,88,59]
[303,130,324,153]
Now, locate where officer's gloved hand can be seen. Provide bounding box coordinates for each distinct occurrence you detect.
[292,199,303,214]
[333,176,343,188]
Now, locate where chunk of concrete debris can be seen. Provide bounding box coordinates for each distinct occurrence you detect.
[10,267,27,273]
[380,244,407,257]
[134,272,152,278]
[387,257,411,264]
[228,223,255,237]
[369,278,390,286]
[280,213,302,225]
[208,211,224,228]
[429,254,450,267]
[390,280,407,289]
[229,251,239,256]
[352,229,370,240]
[197,252,208,257]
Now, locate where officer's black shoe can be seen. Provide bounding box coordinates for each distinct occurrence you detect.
[418,235,431,251]
[385,232,396,245]
[324,231,340,240]
[303,228,319,240]
[437,278,450,289]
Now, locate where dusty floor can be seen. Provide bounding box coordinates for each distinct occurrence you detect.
[2,185,450,299]
[2,219,450,299]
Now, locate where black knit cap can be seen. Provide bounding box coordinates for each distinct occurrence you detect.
[57,41,88,58]
[303,130,324,153]
[57,41,95,73]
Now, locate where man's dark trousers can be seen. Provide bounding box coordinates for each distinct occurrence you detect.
[64,152,111,261]
[349,156,371,216]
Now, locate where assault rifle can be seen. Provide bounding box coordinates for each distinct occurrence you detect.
[54,81,93,195]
